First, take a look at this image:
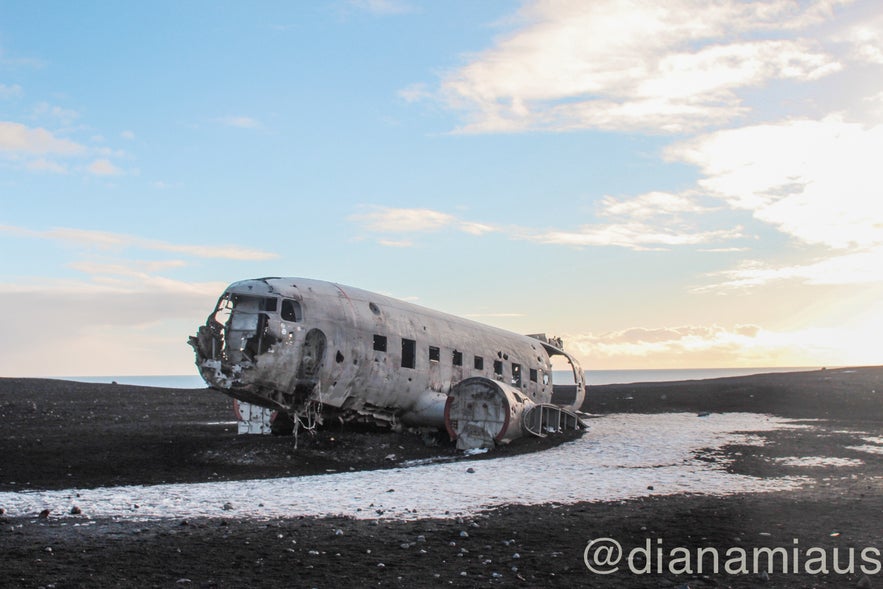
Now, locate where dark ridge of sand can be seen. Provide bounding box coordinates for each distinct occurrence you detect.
[1,366,882,588]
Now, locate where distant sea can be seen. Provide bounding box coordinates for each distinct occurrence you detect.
[64,367,823,389]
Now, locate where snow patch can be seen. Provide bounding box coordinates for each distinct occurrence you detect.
[0,413,806,522]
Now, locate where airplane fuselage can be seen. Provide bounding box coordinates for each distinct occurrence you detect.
[190,277,585,428]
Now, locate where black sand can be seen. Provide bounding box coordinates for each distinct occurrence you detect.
[1,366,882,588]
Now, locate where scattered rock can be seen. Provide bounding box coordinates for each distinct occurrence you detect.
[222,502,234,511]
[70,506,82,515]
[466,467,476,473]
[38,509,51,519]
[459,531,469,538]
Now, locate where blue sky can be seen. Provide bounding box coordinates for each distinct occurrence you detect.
[2,0,882,376]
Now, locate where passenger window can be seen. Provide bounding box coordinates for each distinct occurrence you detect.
[429,346,440,362]
[452,350,463,366]
[402,339,416,369]
[373,335,387,352]
[512,363,522,386]
[529,368,538,383]
[493,360,503,379]
[281,299,302,322]
[474,356,484,370]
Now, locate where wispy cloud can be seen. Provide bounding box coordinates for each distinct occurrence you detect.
[415,0,845,134]
[0,83,22,99]
[0,121,86,155]
[24,158,68,174]
[348,0,413,15]
[0,224,278,261]
[217,116,263,130]
[351,201,741,251]
[87,158,123,176]
[349,206,498,246]
[524,222,742,251]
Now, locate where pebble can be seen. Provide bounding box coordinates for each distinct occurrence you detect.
[459,531,469,538]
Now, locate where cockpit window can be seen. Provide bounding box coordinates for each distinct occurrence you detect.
[281,299,302,322]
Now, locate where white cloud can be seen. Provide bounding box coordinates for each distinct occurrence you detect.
[433,0,844,134]
[0,224,279,261]
[120,130,136,140]
[0,121,86,155]
[668,117,883,250]
[87,158,123,176]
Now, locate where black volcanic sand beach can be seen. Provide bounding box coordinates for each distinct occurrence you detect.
[1,367,882,588]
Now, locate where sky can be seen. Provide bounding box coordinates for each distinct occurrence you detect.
[1,0,882,377]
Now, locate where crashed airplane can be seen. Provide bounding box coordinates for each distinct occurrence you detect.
[189,277,586,449]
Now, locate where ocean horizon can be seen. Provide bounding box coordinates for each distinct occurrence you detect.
[60,366,826,389]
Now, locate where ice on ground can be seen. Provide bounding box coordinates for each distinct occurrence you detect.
[861,436,883,445]
[0,413,807,522]
[773,456,865,467]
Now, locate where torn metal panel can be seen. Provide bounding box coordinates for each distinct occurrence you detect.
[189,277,588,446]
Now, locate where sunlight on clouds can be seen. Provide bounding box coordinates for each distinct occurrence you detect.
[669,117,883,251]
[696,246,883,290]
[565,321,876,369]
[434,0,844,133]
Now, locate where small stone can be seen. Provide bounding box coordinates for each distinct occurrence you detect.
[377,563,385,568]
[175,580,192,585]
[466,467,476,473]
[44,546,53,553]
[334,528,344,536]
[38,509,51,519]
[222,502,234,511]
[460,531,469,538]
[417,535,426,542]
[70,506,82,515]
[647,485,654,491]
